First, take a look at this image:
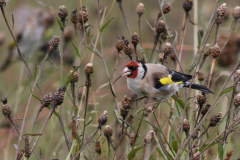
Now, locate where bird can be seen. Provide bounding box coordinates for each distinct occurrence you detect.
[121,60,214,99]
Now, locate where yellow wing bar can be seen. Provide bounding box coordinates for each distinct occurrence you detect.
[160,75,183,85]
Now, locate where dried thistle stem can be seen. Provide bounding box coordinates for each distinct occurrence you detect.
[112,52,120,83]
[138,15,142,46]
[207,58,216,88]
[117,1,132,36]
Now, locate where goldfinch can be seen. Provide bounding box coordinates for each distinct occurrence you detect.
[122,60,214,99]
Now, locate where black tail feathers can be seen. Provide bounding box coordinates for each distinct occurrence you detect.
[184,82,214,94]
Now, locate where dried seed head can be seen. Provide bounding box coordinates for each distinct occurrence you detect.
[79,10,88,24]
[183,0,193,13]
[68,70,79,83]
[145,102,156,113]
[122,95,131,109]
[48,36,60,51]
[64,30,73,42]
[210,44,221,59]
[104,125,113,137]
[131,33,140,46]
[98,110,108,126]
[234,93,240,107]
[1,98,11,118]
[210,112,222,127]
[136,3,145,16]
[71,116,77,139]
[204,44,211,56]
[162,2,172,14]
[233,6,240,19]
[216,3,227,18]
[197,92,207,105]
[0,0,5,7]
[197,71,204,82]
[233,70,240,82]
[41,94,53,107]
[53,86,66,105]
[17,149,25,160]
[193,152,200,160]
[170,53,175,61]
[144,130,154,144]
[58,5,68,21]
[95,141,101,153]
[24,136,31,158]
[155,20,166,34]
[183,119,190,132]
[124,45,133,60]
[71,9,79,24]
[158,53,164,63]
[85,63,94,75]
[225,151,233,160]
[192,129,200,139]
[127,114,135,125]
[162,43,173,55]
[130,133,136,146]
[201,104,211,116]
[116,39,124,52]
[120,106,129,120]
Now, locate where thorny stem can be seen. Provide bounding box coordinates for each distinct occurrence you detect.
[221,19,238,52]
[138,15,142,46]
[117,1,132,36]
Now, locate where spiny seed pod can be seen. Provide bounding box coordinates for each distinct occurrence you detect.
[131,33,140,46]
[144,130,154,144]
[41,94,53,107]
[216,3,227,18]
[158,53,164,63]
[162,2,172,14]
[104,125,113,137]
[68,70,79,83]
[162,42,173,55]
[124,45,133,59]
[122,95,131,109]
[79,10,88,24]
[130,133,136,146]
[136,3,145,16]
[225,150,233,160]
[53,86,66,105]
[204,44,211,56]
[209,112,222,127]
[127,114,135,125]
[197,71,204,82]
[116,39,124,52]
[233,70,240,82]
[155,20,166,34]
[145,102,156,113]
[24,136,31,158]
[192,129,200,139]
[233,6,240,19]
[201,104,211,116]
[58,5,68,21]
[210,44,221,59]
[170,53,175,61]
[85,63,94,75]
[48,36,60,51]
[183,119,190,132]
[16,149,25,160]
[1,98,11,118]
[120,106,129,120]
[98,110,108,126]
[183,0,193,13]
[71,116,77,139]
[95,141,101,154]
[197,93,207,105]
[193,152,200,160]
[71,9,79,24]
[234,93,240,107]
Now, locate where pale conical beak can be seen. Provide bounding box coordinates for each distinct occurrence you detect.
[122,67,131,76]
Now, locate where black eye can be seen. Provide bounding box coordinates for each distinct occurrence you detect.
[128,66,138,71]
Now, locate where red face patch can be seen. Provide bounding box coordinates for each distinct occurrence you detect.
[126,61,139,79]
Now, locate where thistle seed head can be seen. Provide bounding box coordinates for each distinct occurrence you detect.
[127,114,135,125]
[71,116,77,139]
[233,6,240,19]
[71,9,79,24]
[104,125,113,137]
[41,94,53,107]
[1,98,11,118]
[68,70,79,83]
[201,104,211,116]
[158,53,164,63]
[53,86,66,105]
[216,3,227,18]
[131,33,140,46]
[197,92,207,105]
[233,69,240,82]
[24,136,31,158]
[145,101,156,113]
[197,71,204,82]
[162,42,173,55]
[79,10,88,24]
[58,5,68,21]
[130,133,136,146]
[120,106,129,120]
[155,20,166,34]
[124,45,133,60]
[116,39,124,52]
[98,110,108,126]
[192,129,200,139]
[136,3,145,16]
[95,141,101,154]
[48,36,60,51]
[183,0,193,13]
[182,119,190,132]
[170,53,175,61]
[122,95,131,109]
[162,2,172,14]
[210,44,221,59]
[209,112,222,127]
[85,63,94,75]
[234,93,240,107]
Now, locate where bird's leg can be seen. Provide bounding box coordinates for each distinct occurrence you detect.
[132,96,147,102]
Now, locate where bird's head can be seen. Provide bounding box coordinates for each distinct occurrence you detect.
[122,60,147,79]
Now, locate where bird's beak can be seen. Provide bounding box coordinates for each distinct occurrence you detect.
[122,67,131,76]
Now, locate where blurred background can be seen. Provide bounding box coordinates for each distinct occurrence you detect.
[0,0,240,159]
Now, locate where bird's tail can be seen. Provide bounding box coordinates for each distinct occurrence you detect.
[184,82,214,94]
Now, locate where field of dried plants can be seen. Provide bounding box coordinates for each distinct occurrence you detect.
[0,0,240,160]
